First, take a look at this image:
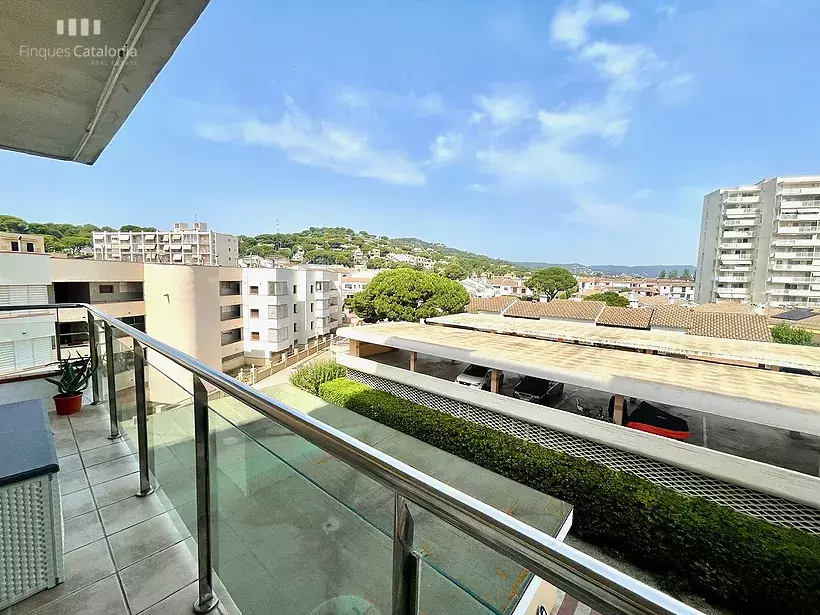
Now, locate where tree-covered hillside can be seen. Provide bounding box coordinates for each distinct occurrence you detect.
[0,214,156,255]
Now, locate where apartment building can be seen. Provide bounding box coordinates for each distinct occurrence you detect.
[0,252,53,374]
[243,267,343,362]
[341,269,381,300]
[92,221,239,266]
[0,231,45,254]
[696,176,820,307]
[385,252,435,269]
[491,277,534,297]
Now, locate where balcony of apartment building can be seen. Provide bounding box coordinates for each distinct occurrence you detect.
[721,194,759,204]
[781,185,820,197]
[777,222,820,235]
[54,281,145,328]
[218,281,242,308]
[0,302,707,615]
[721,229,756,239]
[715,274,750,283]
[719,253,753,265]
[721,217,758,228]
[314,297,340,318]
[219,305,243,332]
[722,206,760,218]
[719,240,754,250]
[315,280,338,298]
[770,261,820,272]
[779,211,820,222]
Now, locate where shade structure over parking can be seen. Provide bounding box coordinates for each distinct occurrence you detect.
[339,321,820,436]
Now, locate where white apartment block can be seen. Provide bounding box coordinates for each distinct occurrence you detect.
[243,267,343,361]
[385,253,435,269]
[696,176,820,307]
[93,222,239,266]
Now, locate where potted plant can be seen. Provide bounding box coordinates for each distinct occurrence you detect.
[47,353,97,415]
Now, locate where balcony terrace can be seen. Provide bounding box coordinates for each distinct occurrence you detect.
[0,304,704,615]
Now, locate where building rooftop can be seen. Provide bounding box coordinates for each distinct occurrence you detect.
[466,296,518,314]
[596,306,653,330]
[766,307,820,331]
[506,299,605,322]
[688,312,773,343]
[649,305,695,329]
[695,302,753,314]
[425,312,820,372]
[339,321,820,436]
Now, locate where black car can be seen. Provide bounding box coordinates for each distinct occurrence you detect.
[513,376,564,405]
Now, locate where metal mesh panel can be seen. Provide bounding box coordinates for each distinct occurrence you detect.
[348,369,820,534]
[0,477,53,608]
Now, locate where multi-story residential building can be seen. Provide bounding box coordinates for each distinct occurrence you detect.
[93,221,239,266]
[385,252,435,269]
[658,280,695,301]
[491,277,534,297]
[0,241,245,381]
[341,269,381,300]
[243,267,342,362]
[696,175,820,307]
[0,232,45,254]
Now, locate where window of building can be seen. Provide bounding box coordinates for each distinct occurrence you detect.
[251,331,260,341]
[250,285,259,295]
[310,302,313,312]
[293,284,297,293]
[26,243,35,253]
[310,284,314,293]
[251,308,259,318]
[310,321,314,330]
[99,284,114,294]
[269,281,288,296]
[293,304,297,314]
[269,304,288,319]
[293,322,297,333]
[10,241,19,252]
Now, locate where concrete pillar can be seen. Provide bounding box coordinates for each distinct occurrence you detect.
[349,339,360,357]
[490,369,500,394]
[612,394,625,425]
[409,351,417,372]
[767,364,781,372]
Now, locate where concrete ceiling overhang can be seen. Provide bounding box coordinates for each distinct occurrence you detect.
[0,0,210,164]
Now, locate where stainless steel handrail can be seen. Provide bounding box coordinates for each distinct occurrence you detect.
[3,304,703,615]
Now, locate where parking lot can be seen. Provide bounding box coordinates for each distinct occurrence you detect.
[369,349,820,476]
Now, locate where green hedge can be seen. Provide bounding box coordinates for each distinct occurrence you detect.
[318,378,820,615]
[289,359,346,395]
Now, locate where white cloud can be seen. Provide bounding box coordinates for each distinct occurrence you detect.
[476,139,609,192]
[467,183,490,193]
[579,41,661,91]
[473,92,532,126]
[335,88,444,116]
[656,2,678,20]
[197,97,425,186]
[657,72,695,104]
[428,133,463,165]
[537,95,630,145]
[550,0,630,50]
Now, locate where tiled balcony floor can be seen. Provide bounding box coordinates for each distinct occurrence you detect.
[1,402,236,615]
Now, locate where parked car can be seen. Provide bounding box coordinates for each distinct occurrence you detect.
[513,376,564,405]
[607,396,691,440]
[455,364,503,390]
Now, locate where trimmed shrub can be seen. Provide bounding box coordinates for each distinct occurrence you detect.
[771,323,815,346]
[318,377,820,615]
[289,359,346,395]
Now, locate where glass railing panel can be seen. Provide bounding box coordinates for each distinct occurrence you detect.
[418,556,497,615]
[139,358,197,525]
[205,403,397,615]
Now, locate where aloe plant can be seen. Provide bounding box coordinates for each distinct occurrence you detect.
[46,353,97,396]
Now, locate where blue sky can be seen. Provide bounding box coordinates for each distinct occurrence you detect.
[2,0,819,265]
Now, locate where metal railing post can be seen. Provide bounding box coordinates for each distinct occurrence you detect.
[87,312,101,405]
[133,340,154,497]
[192,375,219,614]
[54,306,62,363]
[103,323,120,439]
[392,494,420,615]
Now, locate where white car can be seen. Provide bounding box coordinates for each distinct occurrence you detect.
[455,364,503,390]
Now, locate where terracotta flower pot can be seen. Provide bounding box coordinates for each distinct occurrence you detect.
[54,393,83,415]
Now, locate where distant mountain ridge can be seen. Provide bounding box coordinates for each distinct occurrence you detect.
[514,263,697,278]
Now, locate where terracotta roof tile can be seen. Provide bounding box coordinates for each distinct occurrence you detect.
[688,313,773,342]
[467,296,519,314]
[595,306,653,329]
[649,305,694,329]
[636,295,671,306]
[695,302,753,314]
[505,299,605,321]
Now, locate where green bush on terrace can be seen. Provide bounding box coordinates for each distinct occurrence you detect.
[317,377,820,615]
[289,359,346,395]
